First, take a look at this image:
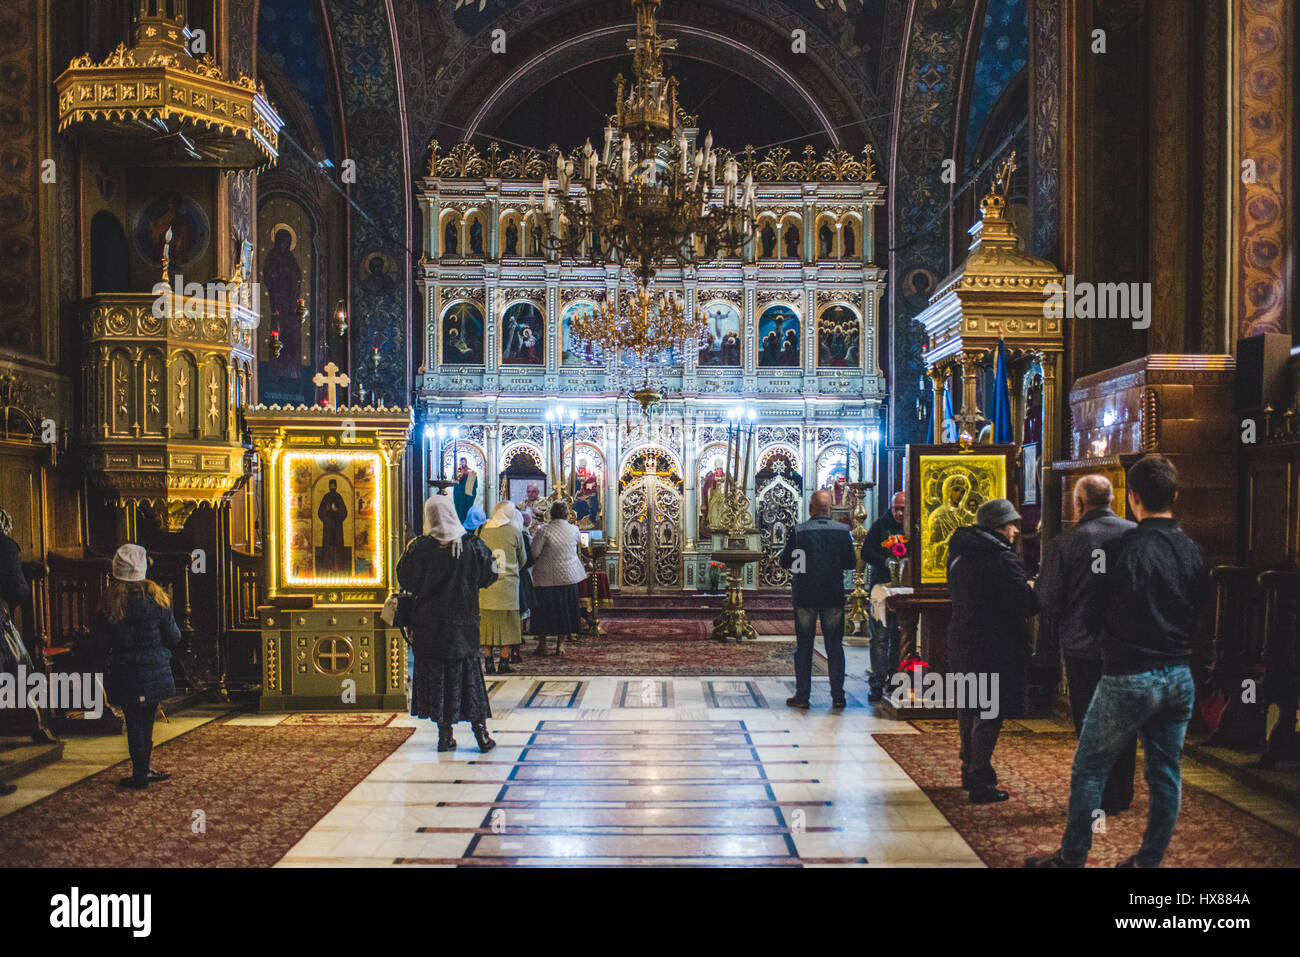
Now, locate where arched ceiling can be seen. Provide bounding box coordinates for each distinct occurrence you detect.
[483,50,833,155]
[395,0,900,164]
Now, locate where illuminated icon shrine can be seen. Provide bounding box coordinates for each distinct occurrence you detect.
[244,401,413,711]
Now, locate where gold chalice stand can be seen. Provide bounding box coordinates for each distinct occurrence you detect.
[710,491,764,642]
[846,481,875,635]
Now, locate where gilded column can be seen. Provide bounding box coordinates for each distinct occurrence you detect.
[928,366,947,443]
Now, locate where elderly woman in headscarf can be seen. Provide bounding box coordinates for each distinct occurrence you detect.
[397,495,498,753]
[463,504,488,533]
[477,501,526,674]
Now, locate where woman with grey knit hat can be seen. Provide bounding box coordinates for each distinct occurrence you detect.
[945,498,1040,805]
[86,544,183,790]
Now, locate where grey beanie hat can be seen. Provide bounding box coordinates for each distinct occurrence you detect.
[112,543,148,582]
[976,498,1021,529]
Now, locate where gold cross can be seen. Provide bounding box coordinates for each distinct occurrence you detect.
[312,361,351,409]
[316,638,353,674]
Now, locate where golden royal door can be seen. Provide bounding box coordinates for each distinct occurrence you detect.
[618,448,683,593]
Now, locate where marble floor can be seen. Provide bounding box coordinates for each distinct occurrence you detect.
[5,639,1296,867]
[273,672,979,867]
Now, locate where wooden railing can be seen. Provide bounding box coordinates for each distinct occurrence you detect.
[45,551,113,647]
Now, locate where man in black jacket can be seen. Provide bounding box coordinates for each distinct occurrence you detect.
[946,498,1039,804]
[779,490,858,709]
[1027,455,1208,867]
[862,491,905,701]
[1037,475,1136,813]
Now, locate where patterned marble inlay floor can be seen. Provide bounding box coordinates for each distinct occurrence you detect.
[276,675,982,868]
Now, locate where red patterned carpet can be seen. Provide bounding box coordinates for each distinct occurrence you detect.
[0,719,413,867]
[874,730,1300,868]
[509,618,817,675]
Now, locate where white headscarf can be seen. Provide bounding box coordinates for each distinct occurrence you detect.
[484,500,518,530]
[423,494,466,558]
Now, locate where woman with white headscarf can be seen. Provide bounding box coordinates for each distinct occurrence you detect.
[396,494,498,753]
[477,501,526,674]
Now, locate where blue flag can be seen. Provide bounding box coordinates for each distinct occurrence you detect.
[942,381,956,442]
[993,338,1012,444]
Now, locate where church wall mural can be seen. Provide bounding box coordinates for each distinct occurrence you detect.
[561,301,607,367]
[757,304,801,368]
[816,303,863,368]
[889,0,978,456]
[257,196,316,404]
[441,300,486,365]
[697,300,743,367]
[500,300,545,365]
[319,0,410,406]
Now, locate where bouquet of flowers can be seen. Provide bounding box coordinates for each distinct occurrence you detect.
[882,534,908,557]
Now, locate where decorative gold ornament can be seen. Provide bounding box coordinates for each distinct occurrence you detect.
[538,0,757,282]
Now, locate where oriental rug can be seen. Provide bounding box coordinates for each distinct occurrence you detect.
[873,730,1300,868]
[0,720,413,867]
[507,621,820,676]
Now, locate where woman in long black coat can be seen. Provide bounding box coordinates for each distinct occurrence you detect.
[946,499,1039,804]
[397,495,498,753]
[87,544,182,790]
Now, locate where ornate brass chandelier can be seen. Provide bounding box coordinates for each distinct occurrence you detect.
[541,0,758,284]
[568,280,708,413]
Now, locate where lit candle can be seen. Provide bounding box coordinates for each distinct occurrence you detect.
[741,418,754,495]
[728,416,738,488]
[569,421,577,496]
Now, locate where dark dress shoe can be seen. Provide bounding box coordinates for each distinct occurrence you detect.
[0,782,16,797]
[484,657,496,675]
[496,659,512,675]
[830,696,847,709]
[968,787,1010,805]
[785,696,810,709]
[118,776,148,790]
[146,770,170,783]
[867,689,883,703]
[1025,850,1084,868]
[436,727,457,752]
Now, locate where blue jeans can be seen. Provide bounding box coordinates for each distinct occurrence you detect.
[868,612,900,694]
[1059,664,1195,867]
[794,606,845,701]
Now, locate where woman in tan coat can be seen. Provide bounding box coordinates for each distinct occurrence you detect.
[478,501,526,674]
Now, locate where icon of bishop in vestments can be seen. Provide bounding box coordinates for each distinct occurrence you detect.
[317,478,350,574]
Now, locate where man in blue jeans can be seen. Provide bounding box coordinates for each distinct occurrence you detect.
[778,489,858,709]
[1027,454,1208,868]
